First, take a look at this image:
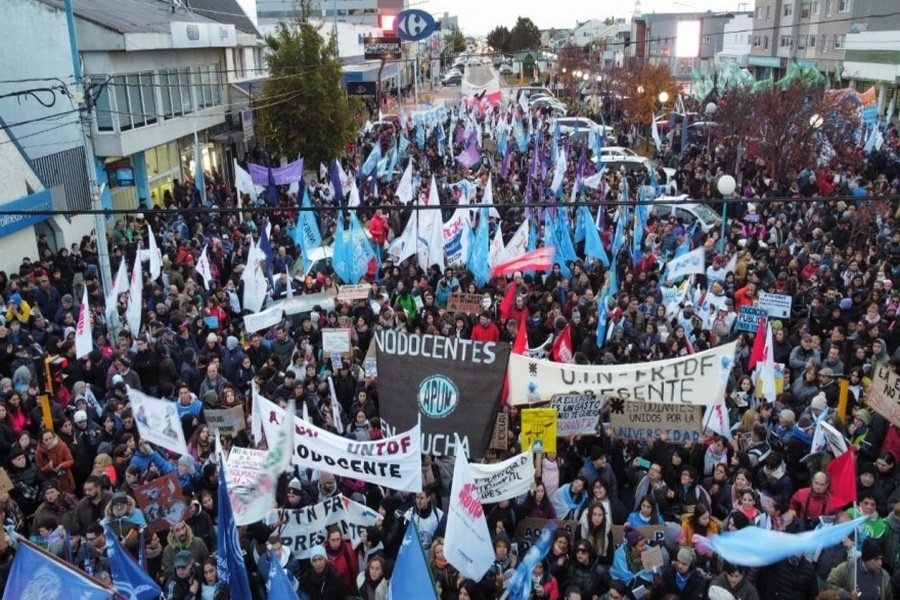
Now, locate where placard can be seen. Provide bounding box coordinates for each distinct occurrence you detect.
[363,357,377,378]
[226,446,267,487]
[337,284,372,301]
[736,306,767,333]
[321,328,351,354]
[521,408,558,453]
[469,450,534,503]
[611,525,667,545]
[204,404,246,435]
[515,518,579,543]
[269,495,380,558]
[134,473,188,533]
[641,545,665,570]
[243,304,284,333]
[551,393,604,436]
[490,413,510,451]
[331,353,343,370]
[609,400,702,443]
[447,292,484,314]
[869,365,900,428]
[757,292,792,319]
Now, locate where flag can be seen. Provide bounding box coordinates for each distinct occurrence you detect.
[330,158,346,204]
[552,325,574,364]
[128,388,189,456]
[284,265,293,299]
[467,209,491,287]
[259,223,274,280]
[265,549,299,599]
[194,131,207,205]
[241,241,268,314]
[491,246,555,278]
[444,450,494,580]
[704,398,733,440]
[75,286,92,359]
[550,145,567,194]
[327,377,343,434]
[233,159,258,204]
[596,295,610,347]
[195,245,213,291]
[723,252,737,275]
[810,419,848,456]
[456,134,481,170]
[125,248,142,336]
[755,321,777,403]
[747,318,768,370]
[4,537,114,599]
[681,112,690,156]
[332,212,352,283]
[582,207,609,267]
[488,223,505,269]
[218,461,253,600]
[105,527,162,600]
[651,114,663,153]
[146,225,161,280]
[498,280,518,322]
[826,447,857,509]
[664,247,706,280]
[362,143,381,176]
[396,162,414,205]
[694,516,866,567]
[506,523,557,600]
[387,520,439,600]
[293,188,322,261]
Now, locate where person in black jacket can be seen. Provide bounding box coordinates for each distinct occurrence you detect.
[760,553,819,600]
[561,538,610,598]
[648,547,705,600]
[300,544,346,600]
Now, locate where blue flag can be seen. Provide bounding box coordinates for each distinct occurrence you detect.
[506,523,557,600]
[544,212,571,279]
[332,211,352,283]
[416,121,426,148]
[467,209,491,288]
[361,142,381,176]
[259,224,274,279]
[387,520,438,600]
[595,295,610,347]
[523,216,538,278]
[293,188,322,261]
[105,527,161,600]
[266,550,299,599]
[5,538,113,599]
[329,159,345,204]
[583,207,610,267]
[610,215,625,261]
[347,212,376,283]
[399,134,410,156]
[217,467,253,600]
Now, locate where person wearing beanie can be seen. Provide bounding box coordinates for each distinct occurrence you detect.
[101,490,146,553]
[301,542,346,600]
[221,335,244,382]
[649,545,705,600]
[610,526,650,588]
[578,446,618,500]
[858,462,888,515]
[826,538,891,600]
[850,409,877,463]
[32,478,78,535]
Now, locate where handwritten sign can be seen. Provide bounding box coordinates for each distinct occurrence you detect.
[490,412,510,451]
[757,292,792,319]
[521,408,557,453]
[204,404,246,435]
[337,284,372,302]
[736,306,767,332]
[869,366,900,428]
[226,446,267,487]
[641,545,665,570]
[515,518,579,543]
[609,400,702,443]
[363,357,377,378]
[447,292,484,314]
[321,328,351,354]
[551,393,604,436]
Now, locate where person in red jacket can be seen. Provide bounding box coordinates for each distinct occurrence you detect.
[788,471,840,528]
[368,208,389,246]
[324,524,358,595]
[733,282,756,310]
[471,312,501,343]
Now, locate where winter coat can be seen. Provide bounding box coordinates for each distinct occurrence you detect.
[708,572,760,600]
[34,439,76,494]
[301,564,346,600]
[356,571,389,600]
[761,556,819,600]
[827,558,892,600]
[649,566,705,600]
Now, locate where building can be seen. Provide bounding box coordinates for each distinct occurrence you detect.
[842,0,900,117]
[716,12,753,66]
[257,0,406,30]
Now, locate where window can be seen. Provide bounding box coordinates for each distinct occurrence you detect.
[810,34,818,48]
[783,3,793,17]
[798,35,807,49]
[753,35,761,47]
[160,69,191,118]
[91,76,114,132]
[179,68,193,114]
[812,0,820,14]
[110,72,156,131]
[764,35,769,50]
[833,34,846,49]
[232,48,246,79]
[756,6,763,19]
[838,0,850,12]
[826,0,832,16]
[820,34,829,52]
[780,35,794,48]
[801,2,811,18]
[766,5,771,20]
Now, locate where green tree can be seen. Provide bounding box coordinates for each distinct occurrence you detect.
[257,12,357,165]
[448,29,467,53]
[509,16,541,51]
[486,25,511,52]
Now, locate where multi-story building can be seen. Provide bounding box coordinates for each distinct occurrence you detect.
[257,0,406,30]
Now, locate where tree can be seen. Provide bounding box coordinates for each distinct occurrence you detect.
[620,63,676,126]
[486,25,511,53]
[509,16,541,51]
[448,29,467,54]
[257,11,357,165]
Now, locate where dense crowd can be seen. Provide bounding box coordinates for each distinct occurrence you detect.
[0,93,898,600]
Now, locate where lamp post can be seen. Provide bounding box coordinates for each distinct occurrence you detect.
[717,174,736,244]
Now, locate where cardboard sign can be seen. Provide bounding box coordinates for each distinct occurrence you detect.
[515,518,579,542]
[736,306,767,333]
[490,413,510,451]
[337,284,372,301]
[551,393,604,436]
[204,404,246,435]
[447,292,484,314]
[226,446,267,487]
[321,328,351,354]
[869,366,900,428]
[757,292,792,319]
[0,468,13,494]
[612,525,667,545]
[641,545,665,570]
[363,357,377,378]
[609,400,702,443]
[134,473,188,533]
[521,408,558,453]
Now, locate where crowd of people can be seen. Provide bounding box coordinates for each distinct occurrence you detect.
[0,87,897,600]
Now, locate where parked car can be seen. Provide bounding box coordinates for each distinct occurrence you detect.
[442,74,462,86]
[530,97,567,116]
[653,195,720,233]
[596,155,678,195]
[515,86,555,102]
[598,146,638,158]
[554,117,614,139]
[499,64,513,75]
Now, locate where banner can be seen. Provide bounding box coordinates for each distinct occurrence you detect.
[508,341,737,407]
[521,408,557,453]
[226,447,267,486]
[204,405,246,435]
[869,365,900,428]
[268,495,380,558]
[551,393,604,436]
[470,450,535,502]
[134,473,187,533]
[490,413,509,451]
[609,400,703,443]
[247,158,305,185]
[665,247,706,279]
[337,284,372,301]
[242,304,284,333]
[446,292,484,314]
[444,453,494,580]
[259,394,422,492]
[757,292,792,319]
[515,518,580,543]
[375,330,511,457]
[129,388,189,455]
[442,209,472,268]
[736,306,767,332]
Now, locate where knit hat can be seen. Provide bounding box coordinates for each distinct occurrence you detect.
[855,408,872,426]
[73,410,88,423]
[861,538,883,562]
[708,586,736,600]
[288,478,303,492]
[779,409,796,427]
[309,545,327,560]
[571,309,581,319]
[206,332,218,343]
[624,527,645,547]
[110,492,129,505]
[810,393,827,411]
[676,546,696,566]
[589,446,606,461]
[226,336,239,351]
[42,479,61,494]
[8,293,21,305]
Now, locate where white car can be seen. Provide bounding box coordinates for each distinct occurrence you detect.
[653,195,720,233]
[596,155,678,195]
[499,64,513,75]
[529,97,567,116]
[554,117,613,139]
[599,146,638,158]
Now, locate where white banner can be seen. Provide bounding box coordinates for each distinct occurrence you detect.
[551,393,605,436]
[258,395,422,492]
[243,304,284,333]
[444,453,494,580]
[469,451,535,503]
[267,495,381,558]
[665,247,706,280]
[443,208,472,268]
[128,388,189,456]
[507,341,737,407]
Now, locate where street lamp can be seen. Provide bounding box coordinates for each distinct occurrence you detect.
[717,174,737,243]
[637,85,645,94]
[658,91,669,105]
[809,113,824,129]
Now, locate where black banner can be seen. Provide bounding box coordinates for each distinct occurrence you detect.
[347,81,377,98]
[364,36,402,60]
[375,331,510,458]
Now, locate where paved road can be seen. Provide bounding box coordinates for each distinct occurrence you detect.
[465,63,495,87]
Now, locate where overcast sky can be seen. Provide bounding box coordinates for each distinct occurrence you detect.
[425,0,753,36]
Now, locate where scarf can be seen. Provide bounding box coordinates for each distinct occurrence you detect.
[791,424,813,446]
[433,557,449,570]
[675,570,691,591]
[740,505,758,520]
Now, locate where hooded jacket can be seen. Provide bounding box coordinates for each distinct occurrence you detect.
[161,524,210,577]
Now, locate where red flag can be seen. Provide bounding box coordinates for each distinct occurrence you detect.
[491,246,555,278]
[552,325,574,363]
[826,447,857,509]
[747,317,767,369]
[501,319,529,406]
[499,281,518,322]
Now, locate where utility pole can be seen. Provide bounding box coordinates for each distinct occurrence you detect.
[64,0,113,296]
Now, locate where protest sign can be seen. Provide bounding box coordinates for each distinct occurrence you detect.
[470,450,535,502]
[612,525,667,545]
[243,304,284,333]
[259,393,422,492]
[515,518,580,543]
[337,284,372,301]
[757,292,792,319]
[641,546,665,570]
[0,468,13,494]
[376,330,510,457]
[321,328,351,354]
[551,393,604,436]
[268,495,381,558]
[226,447,267,486]
[204,405,246,435]
[277,292,336,316]
[609,400,703,443]
[665,247,705,280]
[521,408,558,453]
[129,388,189,456]
[134,473,187,533]
[363,357,377,378]
[507,341,736,407]
[446,293,484,314]
[490,413,509,451]
[869,366,900,428]
[736,306,767,333]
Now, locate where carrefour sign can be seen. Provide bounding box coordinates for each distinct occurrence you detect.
[0,190,51,238]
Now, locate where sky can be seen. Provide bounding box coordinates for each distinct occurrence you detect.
[423,0,752,37]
